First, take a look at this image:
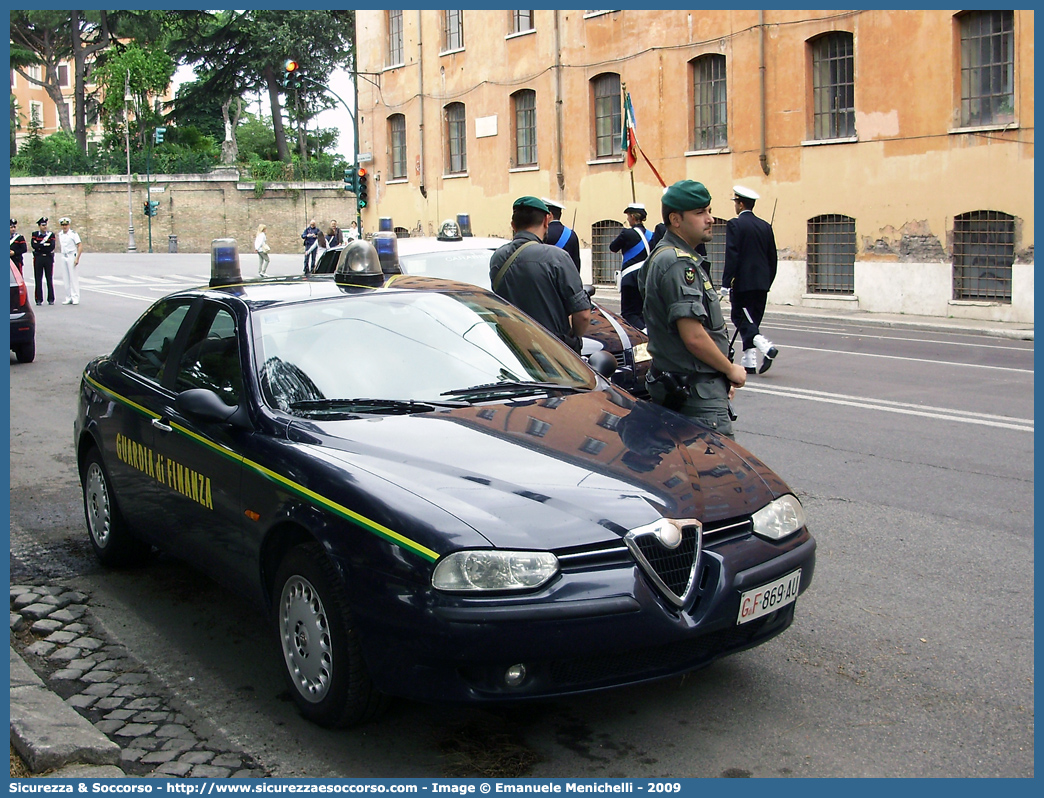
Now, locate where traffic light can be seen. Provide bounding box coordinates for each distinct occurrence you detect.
[344,166,357,193]
[143,200,159,217]
[357,167,369,209]
[154,127,166,144]
[283,59,301,90]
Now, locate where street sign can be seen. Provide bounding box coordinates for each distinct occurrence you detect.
[357,152,373,163]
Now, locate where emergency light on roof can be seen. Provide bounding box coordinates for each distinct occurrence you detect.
[437,219,462,241]
[210,238,241,287]
[334,239,385,287]
[371,231,401,275]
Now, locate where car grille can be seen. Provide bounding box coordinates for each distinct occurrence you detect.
[629,524,699,598]
[547,605,794,688]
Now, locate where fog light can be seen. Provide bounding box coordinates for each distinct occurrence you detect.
[504,664,527,687]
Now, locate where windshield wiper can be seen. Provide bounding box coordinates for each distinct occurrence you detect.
[288,398,467,415]
[440,380,587,400]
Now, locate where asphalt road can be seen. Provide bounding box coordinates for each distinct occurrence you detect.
[7,252,1034,778]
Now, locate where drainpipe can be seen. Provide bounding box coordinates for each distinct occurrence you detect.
[554,11,565,193]
[417,10,427,198]
[759,10,770,176]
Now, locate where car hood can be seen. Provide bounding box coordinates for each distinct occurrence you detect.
[289,390,786,550]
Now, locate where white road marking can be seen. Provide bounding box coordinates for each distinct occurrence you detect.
[767,322,1033,351]
[744,384,1033,432]
[778,344,1033,373]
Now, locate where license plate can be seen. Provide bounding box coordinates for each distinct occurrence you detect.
[737,569,802,625]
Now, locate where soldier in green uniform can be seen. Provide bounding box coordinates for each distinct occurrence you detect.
[639,180,747,438]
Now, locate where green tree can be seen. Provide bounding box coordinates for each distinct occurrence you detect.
[90,42,175,150]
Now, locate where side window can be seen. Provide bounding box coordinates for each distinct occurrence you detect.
[123,301,193,383]
[174,306,242,405]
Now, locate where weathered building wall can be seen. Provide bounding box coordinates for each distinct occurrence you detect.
[356,9,1033,323]
[9,170,358,254]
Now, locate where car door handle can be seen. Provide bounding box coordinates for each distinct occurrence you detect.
[152,418,173,433]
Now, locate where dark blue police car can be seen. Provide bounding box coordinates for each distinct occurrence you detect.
[75,240,815,727]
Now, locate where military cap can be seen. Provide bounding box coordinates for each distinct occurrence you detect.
[732,185,760,201]
[36,217,48,225]
[10,219,16,226]
[513,196,550,214]
[59,216,71,225]
[624,203,646,214]
[661,181,711,212]
[542,197,566,211]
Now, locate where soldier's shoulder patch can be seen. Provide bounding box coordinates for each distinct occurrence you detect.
[684,264,697,285]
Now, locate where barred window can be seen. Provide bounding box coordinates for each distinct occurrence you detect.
[443,10,464,51]
[692,54,727,150]
[513,11,534,33]
[513,89,537,166]
[387,11,404,66]
[591,219,619,283]
[959,11,1015,127]
[704,219,728,289]
[389,114,406,180]
[952,211,1014,302]
[445,103,467,174]
[807,215,856,294]
[592,73,621,158]
[393,226,410,238]
[811,32,855,140]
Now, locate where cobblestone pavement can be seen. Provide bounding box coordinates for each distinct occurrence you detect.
[11,583,268,778]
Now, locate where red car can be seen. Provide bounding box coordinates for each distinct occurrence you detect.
[10,259,36,363]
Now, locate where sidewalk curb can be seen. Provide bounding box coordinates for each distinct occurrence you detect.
[764,307,1034,341]
[10,646,123,775]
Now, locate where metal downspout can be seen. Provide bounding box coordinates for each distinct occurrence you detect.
[418,10,427,199]
[759,10,770,175]
[554,11,565,193]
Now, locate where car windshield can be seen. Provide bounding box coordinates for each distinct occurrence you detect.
[254,287,595,414]
[397,250,493,289]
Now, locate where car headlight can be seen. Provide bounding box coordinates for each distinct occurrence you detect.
[632,342,651,362]
[751,494,806,541]
[432,550,559,592]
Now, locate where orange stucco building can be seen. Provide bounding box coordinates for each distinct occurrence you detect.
[355,9,1033,323]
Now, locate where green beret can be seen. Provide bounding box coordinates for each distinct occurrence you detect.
[513,195,550,214]
[661,180,712,212]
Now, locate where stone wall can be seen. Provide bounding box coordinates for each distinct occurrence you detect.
[10,169,360,254]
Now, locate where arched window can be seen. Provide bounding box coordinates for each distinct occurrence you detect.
[810,32,855,140]
[691,54,727,150]
[953,211,1014,302]
[389,114,407,180]
[591,73,621,158]
[445,103,467,174]
[512,89,537,166]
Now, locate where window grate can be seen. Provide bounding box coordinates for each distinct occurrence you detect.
[591,220,619,284]
[704,219,727,289]
[960,11,1015,127]
[812,32,855,140]
[807,215,856,294]
[953,211,1014,302]
[692,54,727,150]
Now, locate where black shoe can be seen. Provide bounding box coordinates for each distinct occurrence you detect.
[35,301,42,306]
[48,301,55,305]
[758,355,774,374]
[745,366,757,375]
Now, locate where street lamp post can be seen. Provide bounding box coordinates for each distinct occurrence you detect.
[124,70,136,252]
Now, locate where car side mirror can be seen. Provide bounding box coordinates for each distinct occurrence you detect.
[584,284,596,298]
[176,388,249,428]
[587,349,617,380]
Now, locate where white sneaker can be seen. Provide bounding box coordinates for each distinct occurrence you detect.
[741,349,757,374]
[62,298,73,304]
[71,298,79,305]
[753,334,778,373]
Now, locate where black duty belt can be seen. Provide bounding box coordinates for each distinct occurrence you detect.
[648,366,722,385]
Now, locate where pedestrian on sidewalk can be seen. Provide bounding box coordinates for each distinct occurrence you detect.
[327,219,344,247]
[10,218,27,275]
[722,185,779,374]
[30,217,56,306]
[57,217,82,305]
[301,220,320,274]
[254,223,271,276]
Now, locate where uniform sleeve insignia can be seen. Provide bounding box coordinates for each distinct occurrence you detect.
[684,264,697,285]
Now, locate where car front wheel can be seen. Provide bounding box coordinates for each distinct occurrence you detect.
[82,448,150,566]
[273,543,387,727]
